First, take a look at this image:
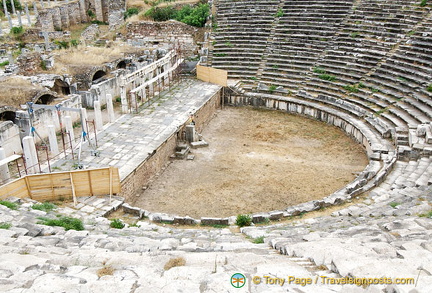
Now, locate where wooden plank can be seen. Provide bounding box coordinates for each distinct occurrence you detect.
[0,178,28,199]
[0,167,121,201]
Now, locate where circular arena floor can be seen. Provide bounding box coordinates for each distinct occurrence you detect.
[132,106,368,218]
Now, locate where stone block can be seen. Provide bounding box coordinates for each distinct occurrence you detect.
[252,213,269,224]
[269,211,283,220]
[200,217,229,226]
[172,216,197,225]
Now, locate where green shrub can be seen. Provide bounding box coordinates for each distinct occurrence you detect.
[37,216,84,231]
[0,200,18,210]
[54,40,69,49]
[0,223,12,229]
[145,4,209,27]
[32,202,57,212]
[1,0,22,13]
[71,39,79,47]
[275,8,284,18]
[125,7,139,19]
[420,0,428,7]
[110,219,125,229]
[268,85,277,93]
[236,214,252,227]
[87,9,95,18]
[40,60,47,70]
[0,60,9,67]
[10,26,23,35]
[426,84,432,93]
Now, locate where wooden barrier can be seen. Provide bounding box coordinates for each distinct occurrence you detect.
[197,65,228,87]
[0,167,121,202]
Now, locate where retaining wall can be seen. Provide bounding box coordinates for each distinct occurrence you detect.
[120,88,222,200]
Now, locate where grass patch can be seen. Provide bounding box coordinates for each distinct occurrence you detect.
[214,53,226,57]
[420,0,428,7]
[109,219,125,229]
[0,223,12,229]
[32,202,57,212]
[343,84,359,93]
[313,67,326,74]
[389,202,400,208]
[318,74,337,82]
[225,41,234,47]
[350,32,361,38]
[252,236,265,244]
[236,214,252,227]
[0,200,18,210]
[419,210,432,218]
[37,216,84,231]
[426,84,432,93]
[10,26,23,35]
[164,257,186,270]
[0,60,9,67]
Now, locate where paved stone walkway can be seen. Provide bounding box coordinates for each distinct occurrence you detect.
[52,79,222,179]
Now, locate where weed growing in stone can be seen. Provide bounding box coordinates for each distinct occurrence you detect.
[0,200,18,210]
[110,219,125,229]
[32,202,57,212]
[419,210,432,218]
[128,222,141,228]
[318,74,337,82]
[37,216,84,231]
[269,85,277,93]
[252,236,265,244]
[0,60,9,67]
[426,84,432,93]
[97,261,114,278]
[236,214,252,227]
[164,257,186,271]
[0,223,12,229]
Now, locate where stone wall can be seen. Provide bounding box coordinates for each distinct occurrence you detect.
[35,0,125,32]
[121,89,222,200]
[127,21,198,56]
[36,1,83,32]
[0,121,22,157]
[16,53,43,76]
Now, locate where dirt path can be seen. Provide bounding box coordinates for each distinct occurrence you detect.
[132,106,368,218]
